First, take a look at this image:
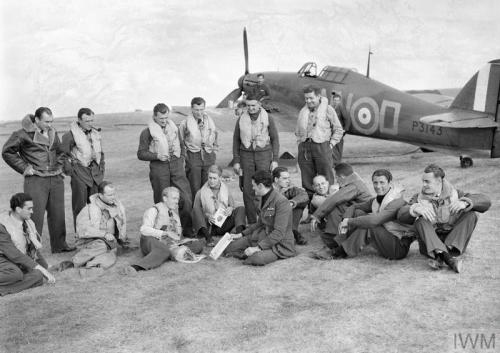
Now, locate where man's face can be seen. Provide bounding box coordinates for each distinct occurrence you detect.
[246,100,261,114]
[153,111,169,128]
[191,103,205,120]
[252,180,266,196]
[274,171,290,189]
[372,175,391,196]
[36,112,53,131]
[207,172,221,188]
[333,97,341,108]
[313,176,329,196]
[16,201,34,221]
[257,76,264,85]
[422,172,442,195]
[164,191,180,210]
[79,113,94,131]
[100,186,116,205]
[304,92,321,109]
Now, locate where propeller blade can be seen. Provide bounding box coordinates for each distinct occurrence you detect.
[216,88,242,108]
[244,27,249,75]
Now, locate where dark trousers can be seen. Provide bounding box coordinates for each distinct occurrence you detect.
[185,150,216,200]
[225,231,279,266]
[240,149,273,223]
[208,207,246,237]
[292,207,305,232]
[70,174,98,231]
[318,204,351,247]
[149,157,193,236]
[336,226,411,260]
[134,235,204,270]
[0,256,45,296]
[332,138,344,165]
[24,175,68,252]
[298,141,335,198]
[415,212,478,258]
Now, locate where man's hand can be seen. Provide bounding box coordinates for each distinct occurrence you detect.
[224,206,233,217]
[450,200,468,214]
[231,233,243,240]
[244,246,261,257]
[36,265,56,284]
[310,216,320,232]
[289,200,297,209]
[338,218,349,235]
[329,143,335,150]
[104,233,115,242]
[158,154,169,162]
[270,161,278,171]
[23,165,35,176]
[413,204,436,223]
[233,163,241,175]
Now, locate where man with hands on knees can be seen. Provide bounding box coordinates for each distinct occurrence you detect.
[225,171,296,266]
[397,164,491,273]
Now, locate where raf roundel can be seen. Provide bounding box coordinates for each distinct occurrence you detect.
[350,97,380,135]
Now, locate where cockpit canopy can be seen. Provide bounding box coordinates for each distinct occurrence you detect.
[298,62,350,83]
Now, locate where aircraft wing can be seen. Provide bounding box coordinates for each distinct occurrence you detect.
[419,110,498,128]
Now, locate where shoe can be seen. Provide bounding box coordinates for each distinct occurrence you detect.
[52,245,76,253]
[428,258,444,270]
[309,247,333,260]
[444,256,463,273]
[55,260,75,272]
[331,247,347,259]
[293,230,308,245]
[117,265,138,276]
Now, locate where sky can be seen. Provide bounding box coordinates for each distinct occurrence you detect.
[1,0,499,121]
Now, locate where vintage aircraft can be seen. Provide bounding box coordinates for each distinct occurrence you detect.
[214,28,500,168]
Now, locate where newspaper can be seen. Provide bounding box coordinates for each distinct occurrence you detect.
[211,207,228,228]
[209,233,233,260]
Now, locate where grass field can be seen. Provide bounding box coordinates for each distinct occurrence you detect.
[0,112,499,353]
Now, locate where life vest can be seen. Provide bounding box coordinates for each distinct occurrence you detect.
[183,114,217,153]
[296,96,336,143]
[69,121,102,167]
[148,119,181,158]
[239,109,270,149]
[371,187,414,238]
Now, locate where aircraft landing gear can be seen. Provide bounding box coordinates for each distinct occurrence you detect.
[460,155,473,168]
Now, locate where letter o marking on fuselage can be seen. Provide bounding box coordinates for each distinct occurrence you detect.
[350,97,380,135]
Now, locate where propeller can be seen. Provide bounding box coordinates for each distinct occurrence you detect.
[216,28,250,108]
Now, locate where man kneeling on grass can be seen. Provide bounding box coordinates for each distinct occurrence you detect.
[55,181,128,277]
[192,164,246,246]
[0,193,55,296]
[121,187,205,274]
[225,170,296,266]
[331,169,416,260]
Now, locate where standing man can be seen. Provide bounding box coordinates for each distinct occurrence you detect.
[179,97,218,198]
[232,95,280,223]
[331,93,347,164]
[251,74,271,103]
[272,167,309,245]
[332,169,415,260]
[398,164,491,273]
[295,86,344,199]
[225,171,296,266]
[2,108,73,253]
[0,193,55,296]
[62,108,105,230]
[137,103,193,237]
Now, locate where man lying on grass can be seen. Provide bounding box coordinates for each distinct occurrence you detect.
[225,170,296,266]
[120,187,205,275]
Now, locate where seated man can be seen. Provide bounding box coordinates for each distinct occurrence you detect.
[125,187,205,273]
[193,164,246,245]
[272,167,309,245]
[332,169,415,260]
[225,170,296,266]
[309,174,339,214]
[59,181,127,276]
[0,193,55,296]
[310,163,372,259]
[398,164,491,273]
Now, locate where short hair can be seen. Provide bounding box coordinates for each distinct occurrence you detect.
[424,164,445,179]
[190,97,206,107]
[98,181,114,194]
[303,85,322,96]
[252,170,273,188]
[257,73,264,79]
[332,94,341,100]
[372,169,392,183]
[245,94,260,102]
[236,101,247,108]
[162,186,180,198]
[33,107,52,121]
[272,166,288,181]
[207,164,222,176]
[77,108,94,120]
[334,163,353,177]
[10,193,32,211]
[313,175,327,184]
[153,103,170,116]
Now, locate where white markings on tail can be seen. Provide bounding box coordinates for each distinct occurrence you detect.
[473,63,491,112]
